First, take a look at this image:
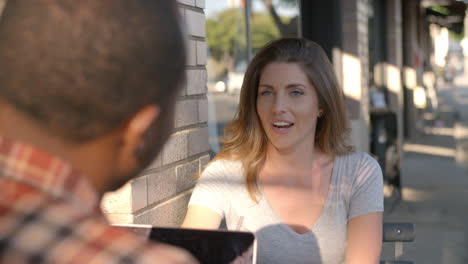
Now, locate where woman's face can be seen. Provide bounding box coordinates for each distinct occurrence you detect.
[256,62,322,153]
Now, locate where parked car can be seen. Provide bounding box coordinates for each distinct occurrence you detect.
[207,76,228,93]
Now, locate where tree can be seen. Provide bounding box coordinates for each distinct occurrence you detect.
[251,12,280,51]
[261,0,299,37]
[206,8,246,73]
[206,8,280,75]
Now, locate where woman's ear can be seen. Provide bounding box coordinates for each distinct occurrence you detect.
[318,109,324,118]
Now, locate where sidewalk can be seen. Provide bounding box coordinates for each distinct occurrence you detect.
[381,77,468,263]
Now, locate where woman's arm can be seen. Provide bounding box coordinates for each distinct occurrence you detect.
[183,206,253,264]
[345,212,383,264]
[181,205,223,229]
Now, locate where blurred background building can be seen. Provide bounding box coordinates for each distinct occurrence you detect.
[98,0,468,228]
[0,0,464,256]
[0,0,466,261]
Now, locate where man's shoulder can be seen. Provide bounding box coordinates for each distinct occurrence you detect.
[0,178,175,263]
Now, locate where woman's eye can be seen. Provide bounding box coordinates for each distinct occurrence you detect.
[260,90,272,96]
[291,90,304,96]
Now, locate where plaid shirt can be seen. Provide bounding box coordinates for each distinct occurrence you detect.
[0,136,192,264]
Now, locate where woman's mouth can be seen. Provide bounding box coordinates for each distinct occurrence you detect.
[272,121,294,129]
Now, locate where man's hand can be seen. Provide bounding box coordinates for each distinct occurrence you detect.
[146,243,199,264]
[230,245,254,264]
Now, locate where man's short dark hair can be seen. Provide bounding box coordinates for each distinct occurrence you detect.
[0,0,186,142]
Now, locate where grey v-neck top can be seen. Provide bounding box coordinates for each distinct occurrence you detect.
[188,152,383,264]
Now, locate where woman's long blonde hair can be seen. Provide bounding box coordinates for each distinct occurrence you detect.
[213,38,354,201]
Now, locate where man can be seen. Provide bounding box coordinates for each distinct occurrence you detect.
[0,0,197,263]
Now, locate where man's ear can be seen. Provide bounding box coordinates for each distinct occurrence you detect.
[122,105,160,160]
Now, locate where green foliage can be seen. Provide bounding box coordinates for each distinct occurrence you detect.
[449,30,464,43]
[206,8,281,63]
[430,5,450,16]
[206,8,246,62]
[251,12,280,51]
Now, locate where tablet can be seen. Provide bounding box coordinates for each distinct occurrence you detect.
[114,224,256,264]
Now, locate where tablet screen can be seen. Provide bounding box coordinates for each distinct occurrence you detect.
[149,227,255,264]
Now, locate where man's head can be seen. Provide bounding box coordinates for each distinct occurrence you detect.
[0,0,186,192]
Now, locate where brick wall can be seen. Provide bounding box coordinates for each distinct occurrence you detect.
[102,0,209,227]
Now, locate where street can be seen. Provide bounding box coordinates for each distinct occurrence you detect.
[208,78,468,263]
[381,75,468,263]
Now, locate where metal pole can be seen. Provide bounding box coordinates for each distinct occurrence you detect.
[244,0,252,62]
[297,0,302,37]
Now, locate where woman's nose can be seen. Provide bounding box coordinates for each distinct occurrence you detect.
[272,94,287,113]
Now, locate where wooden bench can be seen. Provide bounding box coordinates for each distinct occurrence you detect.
[380,223,416,264]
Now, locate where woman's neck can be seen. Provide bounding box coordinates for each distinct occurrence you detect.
[266,139,317,166]
[262,142,328,186]
[260,144,335,193]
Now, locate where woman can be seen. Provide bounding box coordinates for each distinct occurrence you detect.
[183,38,383,264]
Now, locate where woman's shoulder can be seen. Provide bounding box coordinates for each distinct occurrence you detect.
[202,158,243,179]
[337,151,379,168]
[355,151,380,169]
[334,151,381,183]
[206,158,243,170]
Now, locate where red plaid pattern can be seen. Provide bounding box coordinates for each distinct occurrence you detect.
[0,137,192,263]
